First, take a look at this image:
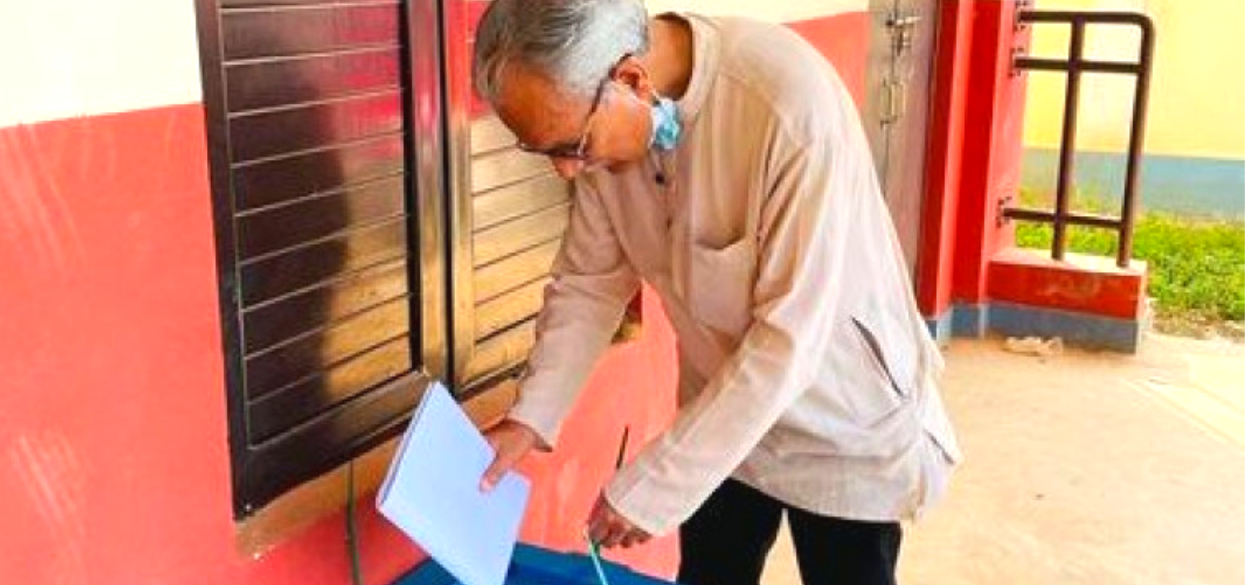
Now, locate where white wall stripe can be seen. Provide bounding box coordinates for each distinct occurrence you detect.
[647,0,867,23]
[0,0,202,127]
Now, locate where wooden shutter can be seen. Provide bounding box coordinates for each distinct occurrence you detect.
[195,0,448,514]
[441,0,574,393]
[439,0,651,393]
[453,116,572,391]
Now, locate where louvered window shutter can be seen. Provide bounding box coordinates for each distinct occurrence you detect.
[441,1,573,393]
[196,0,448,515]
[440,0,645,394]
[450,114,572,391]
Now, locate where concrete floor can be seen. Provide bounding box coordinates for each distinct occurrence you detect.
[760,334,1245,585]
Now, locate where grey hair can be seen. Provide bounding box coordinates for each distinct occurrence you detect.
[473,0,651,104]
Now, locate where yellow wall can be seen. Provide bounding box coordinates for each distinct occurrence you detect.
[1023,0,1245,160]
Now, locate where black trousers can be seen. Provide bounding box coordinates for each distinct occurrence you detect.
[677,479,901,585]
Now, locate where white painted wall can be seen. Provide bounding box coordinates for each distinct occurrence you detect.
[646,0,866,23]
[0,0,203,126]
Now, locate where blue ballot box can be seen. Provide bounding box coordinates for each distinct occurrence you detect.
[393,543,679,585]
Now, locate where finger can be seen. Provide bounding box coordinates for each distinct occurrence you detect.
[624,529,651,549]
[480,449,517,492]
[586,497,611,540]
[587,510,609,545]
[479,457,501,491]
[601,522,626,549]
[483,431,501,452]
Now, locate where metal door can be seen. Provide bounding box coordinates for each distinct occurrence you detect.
[863,0,939,275]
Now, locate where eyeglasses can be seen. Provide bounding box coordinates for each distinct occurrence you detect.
[516,77,609,161]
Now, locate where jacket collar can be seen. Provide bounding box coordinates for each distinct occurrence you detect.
[657,12,719,126]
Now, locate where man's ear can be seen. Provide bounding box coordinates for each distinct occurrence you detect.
[612,56,655,102]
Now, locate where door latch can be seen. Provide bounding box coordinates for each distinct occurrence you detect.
[881,78,907,126]
[886,12,922,56]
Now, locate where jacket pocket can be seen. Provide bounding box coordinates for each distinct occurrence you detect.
[841,315,911,426]
[850,316,910,400]
[687,238,755,337]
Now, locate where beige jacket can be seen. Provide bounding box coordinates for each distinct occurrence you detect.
[510,14,961,536]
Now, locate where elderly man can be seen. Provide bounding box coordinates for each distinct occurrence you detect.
[473,1,960,584]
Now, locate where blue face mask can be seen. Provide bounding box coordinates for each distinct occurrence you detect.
[649,95,681,151]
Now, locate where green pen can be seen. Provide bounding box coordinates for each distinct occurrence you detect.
[584,427,629,585]
[583,526,613,585]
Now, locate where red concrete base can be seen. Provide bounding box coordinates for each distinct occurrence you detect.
[988,247,1148,320]
[971,247,1151,353]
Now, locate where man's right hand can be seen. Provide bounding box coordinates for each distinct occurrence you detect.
[480,419,540,491]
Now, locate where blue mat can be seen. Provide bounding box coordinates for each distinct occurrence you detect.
[393,543,678,585]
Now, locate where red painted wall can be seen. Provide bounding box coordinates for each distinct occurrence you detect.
[788,13,871,108]
[0,105,413,585]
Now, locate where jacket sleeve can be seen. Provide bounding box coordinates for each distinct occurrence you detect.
[605,128,850,535]
[507,180,641,449]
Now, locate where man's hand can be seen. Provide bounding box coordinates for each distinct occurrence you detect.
[587,494,651,549]
[480,419,540,491]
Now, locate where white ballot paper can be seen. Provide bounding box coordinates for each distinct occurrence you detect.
[377,381,531,585]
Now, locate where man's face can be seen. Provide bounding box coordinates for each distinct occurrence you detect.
[493,61,654,180]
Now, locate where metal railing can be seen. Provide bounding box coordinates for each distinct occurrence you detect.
[1006,10,1155,268]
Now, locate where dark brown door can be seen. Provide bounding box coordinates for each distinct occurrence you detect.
[863,0,939,276]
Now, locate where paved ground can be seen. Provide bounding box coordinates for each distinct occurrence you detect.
[760,333,1245,585]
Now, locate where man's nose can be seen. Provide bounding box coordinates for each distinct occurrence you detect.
[551,158,584,180]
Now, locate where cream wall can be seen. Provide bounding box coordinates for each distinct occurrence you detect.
[0,0,203,127]
[1023,0,1245,160]
[646,0,866,22]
